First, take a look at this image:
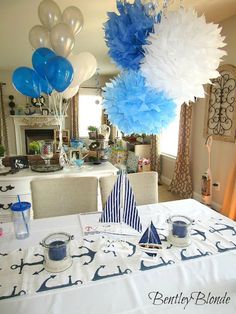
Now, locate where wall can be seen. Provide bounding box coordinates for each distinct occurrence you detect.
[0,69,26,154]
[161,14,236,210]
[192,14,236,209]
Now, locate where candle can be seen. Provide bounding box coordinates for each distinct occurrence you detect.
[48,240,66,261]
[172,220,187,238]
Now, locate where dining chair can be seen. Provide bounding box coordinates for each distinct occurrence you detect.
[31,176,98,219]
[99,171,158,208]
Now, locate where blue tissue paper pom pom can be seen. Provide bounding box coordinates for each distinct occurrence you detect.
[103,70,176,135]
[104,0,156,71]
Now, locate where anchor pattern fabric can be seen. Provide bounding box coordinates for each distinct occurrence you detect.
[0,215,236,301]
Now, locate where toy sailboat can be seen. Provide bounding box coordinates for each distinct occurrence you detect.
[99,172,142,233]
[138,221,162,256]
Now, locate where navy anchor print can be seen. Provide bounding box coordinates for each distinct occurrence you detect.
[140,257,175,271]
[180,249,212,261]
[209,222,236,236]
[191,229,206,241]
[36,275,82,293]
[72,245,97,265]
[92,265,132,281]
[215,241,236,253]
[10,254,45,275]
[0,285,26,300]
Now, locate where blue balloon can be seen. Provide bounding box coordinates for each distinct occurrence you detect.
[32,47,56,79]
[39,77,53,95]
[12,67,41,98]
[45,56,74,92]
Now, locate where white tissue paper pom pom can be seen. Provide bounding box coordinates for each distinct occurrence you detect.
[141,8,227,105]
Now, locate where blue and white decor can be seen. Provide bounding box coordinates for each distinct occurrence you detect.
[100,173,142,232]
[103,70,176,135]
[1,210,236,300]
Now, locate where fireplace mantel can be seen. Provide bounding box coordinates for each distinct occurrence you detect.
[12,115,60,127]
[11,115,63,155]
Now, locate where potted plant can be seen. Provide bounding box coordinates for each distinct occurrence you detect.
[29,141,41,155]
[88,126,98,139]
[0,144,5,168]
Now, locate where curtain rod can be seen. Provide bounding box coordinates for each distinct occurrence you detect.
[80,86,102,89]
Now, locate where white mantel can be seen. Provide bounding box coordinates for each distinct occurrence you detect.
[11,115,63,155]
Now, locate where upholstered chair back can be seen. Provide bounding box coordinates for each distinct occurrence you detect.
[31,176,98,219]
[99,171,158,208]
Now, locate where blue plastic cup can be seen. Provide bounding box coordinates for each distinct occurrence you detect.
[11,202,31,239]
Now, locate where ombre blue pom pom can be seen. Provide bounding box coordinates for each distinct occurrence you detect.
[103,70,176,135]
[104,0,156,71]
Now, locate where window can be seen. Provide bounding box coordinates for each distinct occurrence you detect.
[78,88,102,137]
[160,106,180,157]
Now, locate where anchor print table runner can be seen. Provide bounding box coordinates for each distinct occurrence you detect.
[1,212,236,301]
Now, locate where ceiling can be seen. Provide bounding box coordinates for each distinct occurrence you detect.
[0,0,236,75]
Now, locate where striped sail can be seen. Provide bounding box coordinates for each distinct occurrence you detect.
[99,173,122,223]
[123,175,142,232]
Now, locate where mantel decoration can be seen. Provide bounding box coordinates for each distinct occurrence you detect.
[204,64,236,142]
[11,0,97,166]
[103,0,227,135]
[21,116,58,127]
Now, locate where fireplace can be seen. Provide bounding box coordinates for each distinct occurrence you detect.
[12,116,62,155]
[25,129,54,154]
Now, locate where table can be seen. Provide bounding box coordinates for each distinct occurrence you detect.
[0,161,118,223]
[1,199,236,314]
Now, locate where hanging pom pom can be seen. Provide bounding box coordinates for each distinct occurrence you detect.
[104,0,156,71]
[141,8,227,105]
[103,70,176,135]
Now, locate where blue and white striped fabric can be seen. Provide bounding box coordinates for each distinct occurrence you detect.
[123,175,142,233]
[99,174,122,223]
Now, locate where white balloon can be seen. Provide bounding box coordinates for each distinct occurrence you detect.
[38,0,61,30]
[62,6,84,36]
[29,25,50,49]
[50,23,75,57]
[62,85,79,99]
[68,52,97,87]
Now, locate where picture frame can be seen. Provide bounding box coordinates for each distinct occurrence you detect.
[10,155,29,170]
[69,149,81,160]
[42,108,49,116]
[31,95,45,107]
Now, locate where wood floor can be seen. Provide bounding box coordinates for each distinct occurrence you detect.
[158,183,182,202]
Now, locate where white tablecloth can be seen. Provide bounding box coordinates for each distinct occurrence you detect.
[1,199,236,314]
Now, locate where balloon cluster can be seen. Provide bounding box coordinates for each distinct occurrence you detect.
[103,0,227,135]
[12,0,97,100]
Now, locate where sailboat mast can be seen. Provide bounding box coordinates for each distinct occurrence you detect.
[120,170,126,224]
[148,224,151,243]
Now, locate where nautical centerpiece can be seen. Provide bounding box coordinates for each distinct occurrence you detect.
[138,221,162,256]
[167,215,194,247]
[99,172,142,235]
[99,172,163,256]
[41,232,73,272]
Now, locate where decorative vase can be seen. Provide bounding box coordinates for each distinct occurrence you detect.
[41,142,53,166]
[89,131,97,139]
[0,156,5,169]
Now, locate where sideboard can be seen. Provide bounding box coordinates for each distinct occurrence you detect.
[0,162,118,223]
